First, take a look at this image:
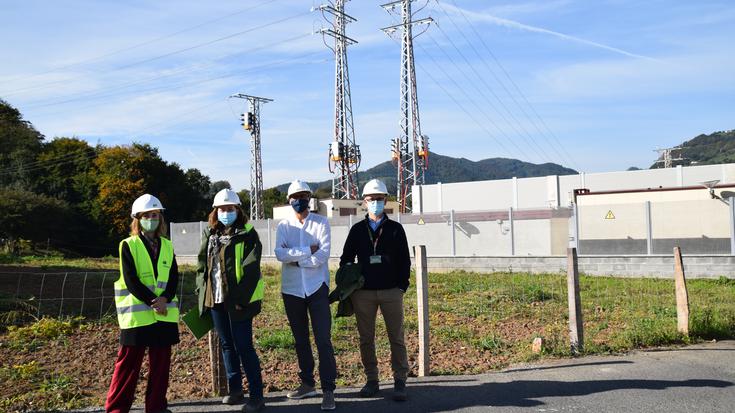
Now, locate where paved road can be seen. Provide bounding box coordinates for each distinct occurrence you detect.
[85,340,735,413]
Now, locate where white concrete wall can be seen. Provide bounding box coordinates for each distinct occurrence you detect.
[416,163,735,212]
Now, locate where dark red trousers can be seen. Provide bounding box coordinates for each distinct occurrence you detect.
[105,345,171,413]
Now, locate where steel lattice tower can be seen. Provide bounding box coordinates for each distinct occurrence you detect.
[382,0,432,213]
[230,93,272,220]
[318,0,361,199]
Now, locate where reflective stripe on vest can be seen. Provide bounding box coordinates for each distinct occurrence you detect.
[114,236,179,329]
[233,223,264,304]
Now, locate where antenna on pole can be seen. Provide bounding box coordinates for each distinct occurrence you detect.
[381,0,433,213]
[317,0,361,199]
[229,93,273,220]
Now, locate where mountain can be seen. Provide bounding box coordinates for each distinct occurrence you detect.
[276,152,577,195]
[651,129,735,168]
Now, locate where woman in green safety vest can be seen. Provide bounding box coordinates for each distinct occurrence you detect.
[196,189,265,413]
[105,194,180,413]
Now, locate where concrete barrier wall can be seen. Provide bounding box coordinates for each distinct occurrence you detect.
[175,254,735,279]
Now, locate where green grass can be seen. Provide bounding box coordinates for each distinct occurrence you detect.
[2,263,735,412]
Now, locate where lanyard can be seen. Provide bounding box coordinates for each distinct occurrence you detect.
[366,223,384,255]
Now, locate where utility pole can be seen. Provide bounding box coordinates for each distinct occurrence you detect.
[317,0,361,199]
[654,146,686,168]
[230,93,273,220]
[381,0,432,213]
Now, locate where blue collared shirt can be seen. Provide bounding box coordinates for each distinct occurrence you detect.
[368,214,385,232]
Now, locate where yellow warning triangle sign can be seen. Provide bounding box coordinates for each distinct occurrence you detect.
[417,217,425,225]
[605,210,615,219]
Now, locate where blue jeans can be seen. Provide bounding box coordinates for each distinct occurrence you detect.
[210,305,264,400]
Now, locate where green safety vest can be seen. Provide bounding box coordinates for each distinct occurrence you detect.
[235,223,265,304]
[115,236,179,329]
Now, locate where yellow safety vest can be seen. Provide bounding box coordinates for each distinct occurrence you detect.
[115,236,179,329]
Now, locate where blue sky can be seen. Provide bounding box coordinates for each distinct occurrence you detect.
[2,0,734,191]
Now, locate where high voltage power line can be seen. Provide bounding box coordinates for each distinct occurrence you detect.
[436,0,580,170]
[0,0,279,88]
[1,53,330,176]
[1,7,310,98]
[22,33,315,111]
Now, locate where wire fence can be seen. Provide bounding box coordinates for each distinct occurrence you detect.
[1,265,732,351]
[0,270,198,321]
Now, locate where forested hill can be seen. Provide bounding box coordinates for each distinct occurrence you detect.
[276,152,577,195]
[651,130,735,168]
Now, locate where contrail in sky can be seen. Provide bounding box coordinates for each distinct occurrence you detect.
[441,2,657,61]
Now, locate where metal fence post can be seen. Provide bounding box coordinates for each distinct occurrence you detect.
[450,209,456,256]
[730,197,735,255]
[414,245,430,376]
[645,201,653,255]
[267,218,272,257]
[573,203,580,253]
[567,248,583,354]
[509,207,515,256]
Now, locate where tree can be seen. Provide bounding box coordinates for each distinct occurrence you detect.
[208,180,231,199]
[94,145,148,238]
[261,188,285,219]
[36,137,97,206]
[0,188,74,254]
[0,100,45,189]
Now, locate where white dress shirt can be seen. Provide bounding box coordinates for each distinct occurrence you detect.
[274,211,331,298]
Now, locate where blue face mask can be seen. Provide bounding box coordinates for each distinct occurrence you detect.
[218,210,237,226]
[367,200,385,215]
[290,198,309,213]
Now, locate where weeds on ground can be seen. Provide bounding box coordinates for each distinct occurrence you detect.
[3,317,86,351]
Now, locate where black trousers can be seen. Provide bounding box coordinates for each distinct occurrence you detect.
[282,283,337,391]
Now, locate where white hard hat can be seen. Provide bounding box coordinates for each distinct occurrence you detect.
[131,194,165,218]
[287,180,312,199]
[362,179,388,197]
[212,189,241,207]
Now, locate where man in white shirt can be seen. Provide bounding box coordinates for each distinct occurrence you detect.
[274,180,337,411]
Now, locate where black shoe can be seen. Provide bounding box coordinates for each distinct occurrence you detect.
[242,398,265,413]
[359,380,380,397]
[223,391,246,405]
[392,379,407,401]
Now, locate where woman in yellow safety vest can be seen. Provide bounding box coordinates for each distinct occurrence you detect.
[196,189,265,413]
[106,194,179,413]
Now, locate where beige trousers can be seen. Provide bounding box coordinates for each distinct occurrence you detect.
[350,288,409,381]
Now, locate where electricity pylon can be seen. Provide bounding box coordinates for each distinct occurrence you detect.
[317,0,361,199]
[381,0,433,213]
[230,93,273,220]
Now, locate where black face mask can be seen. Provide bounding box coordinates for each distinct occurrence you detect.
[290,198,309,213]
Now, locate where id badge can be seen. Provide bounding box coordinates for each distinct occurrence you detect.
[369,255,382,264]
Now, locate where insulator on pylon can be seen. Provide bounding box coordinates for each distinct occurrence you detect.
[417,134,429,159]
[330,141,343,161]
[390,138,400,161]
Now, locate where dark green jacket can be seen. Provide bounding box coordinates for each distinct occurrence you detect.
[329,261,363,317]
[196,224,263,320]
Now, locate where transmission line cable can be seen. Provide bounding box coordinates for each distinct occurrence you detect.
[31,51,329,119]
[414,41,533,161]
[424,29,549,163]
[2,8,310,97]
[0,0,279,88]
[23,33,313,110]
[439,0,580,170]
[2,53,330,175]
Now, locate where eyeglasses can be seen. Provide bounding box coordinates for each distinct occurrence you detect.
[365,196,386,202]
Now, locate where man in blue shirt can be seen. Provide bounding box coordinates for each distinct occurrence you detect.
[340,179,411,401]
